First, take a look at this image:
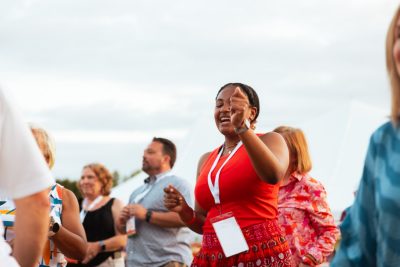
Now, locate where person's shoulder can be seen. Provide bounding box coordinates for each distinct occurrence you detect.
[110,197,125,208]
[305,175,325,189]
[298,173,327,195]
[165,174,189,184]
[259,131,283,139]
[199,151,212,162]
[368,121,400,156]
[198,151,212,168]
[129,184,146,197]
[60,186,75,198]
[259,131,286,145]
[164,174,192,190]
[371,121,397,141]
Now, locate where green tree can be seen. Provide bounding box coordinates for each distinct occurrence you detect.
[56,178,82,201]
[56,168,142,202]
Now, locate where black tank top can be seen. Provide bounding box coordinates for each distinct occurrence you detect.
[79,198,117,266]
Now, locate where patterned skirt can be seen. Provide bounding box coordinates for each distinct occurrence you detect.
[191,220,294,267]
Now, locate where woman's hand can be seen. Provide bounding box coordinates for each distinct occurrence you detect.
[164,185,188,213]
[230,87,251,128]
[164,185,195,224]
[81,241,101,264]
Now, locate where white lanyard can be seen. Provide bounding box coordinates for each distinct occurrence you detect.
[207,142,242,204]
[134,172,171,203]
[80,195,103,223]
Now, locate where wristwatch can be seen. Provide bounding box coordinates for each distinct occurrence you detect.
[234,119,251,134]
[52,222,60,233]
[99,240,106,252]
[145,210,153,223]
[48,217,60,237]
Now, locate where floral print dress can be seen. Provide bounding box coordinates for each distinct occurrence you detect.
[278,172,340,266]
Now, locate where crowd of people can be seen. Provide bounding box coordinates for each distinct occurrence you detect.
[0,3,400,267]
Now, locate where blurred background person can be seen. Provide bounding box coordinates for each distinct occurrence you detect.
[164,83,293,266]
[2,125,87,267]
[117,137,192,267]
[0,88,54,267]
[331,5,400,267]
[274,126,340,267]
[71,163,126,267]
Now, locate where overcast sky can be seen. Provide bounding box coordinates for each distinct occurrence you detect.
[0,0,398,180]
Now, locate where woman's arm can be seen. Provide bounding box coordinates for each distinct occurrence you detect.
[82,198,127,264]
[51,188,87,260]
[304,181,340,264]
[108,198,127,250]
[230,87,289,184]
[240,131,289,184]
[164,152,210,234]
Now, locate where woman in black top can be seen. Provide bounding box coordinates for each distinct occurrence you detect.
[71,163,126,267]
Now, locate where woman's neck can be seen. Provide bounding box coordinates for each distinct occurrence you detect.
[222,136,241,155]
[224,136,241,148]
[85,194,102,202]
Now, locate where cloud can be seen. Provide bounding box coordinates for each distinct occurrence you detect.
[0,0,396,178]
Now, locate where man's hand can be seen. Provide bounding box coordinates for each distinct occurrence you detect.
[123,204,147,221]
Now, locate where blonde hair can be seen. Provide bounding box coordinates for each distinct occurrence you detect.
[273,126,312,174]
[30,125,56,169]
[386,6,400,125]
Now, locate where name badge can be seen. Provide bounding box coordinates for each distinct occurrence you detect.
[211,212,249,257]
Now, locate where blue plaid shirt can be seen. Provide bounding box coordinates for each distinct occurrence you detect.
[332,121,400,267]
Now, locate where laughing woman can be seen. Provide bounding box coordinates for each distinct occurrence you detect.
[164,83,294,267]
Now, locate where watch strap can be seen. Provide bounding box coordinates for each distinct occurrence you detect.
[145,210,153,223]
[234,119,250,134]
[99,240,106,252]
[48,217,60,237]
[52,222,60,233]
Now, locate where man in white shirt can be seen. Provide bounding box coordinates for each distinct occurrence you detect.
[0,88,54,267]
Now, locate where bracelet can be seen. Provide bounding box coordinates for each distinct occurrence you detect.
[183,210,196,225]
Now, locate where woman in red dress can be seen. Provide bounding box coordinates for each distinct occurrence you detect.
[164,83,294,267]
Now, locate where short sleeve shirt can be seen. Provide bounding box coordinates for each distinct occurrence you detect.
[0,89,54,266]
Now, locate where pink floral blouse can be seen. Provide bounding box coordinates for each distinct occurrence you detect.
[278,172,340,266]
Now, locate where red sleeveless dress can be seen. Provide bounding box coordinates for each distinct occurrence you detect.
[193,144,293,267]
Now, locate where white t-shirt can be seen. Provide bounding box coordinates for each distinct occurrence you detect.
[0,89,54,266]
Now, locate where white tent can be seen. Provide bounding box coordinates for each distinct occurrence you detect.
[299,101,387,218]
[111,111,223,204]
[111,172,148,204]
[112,101,388,220]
